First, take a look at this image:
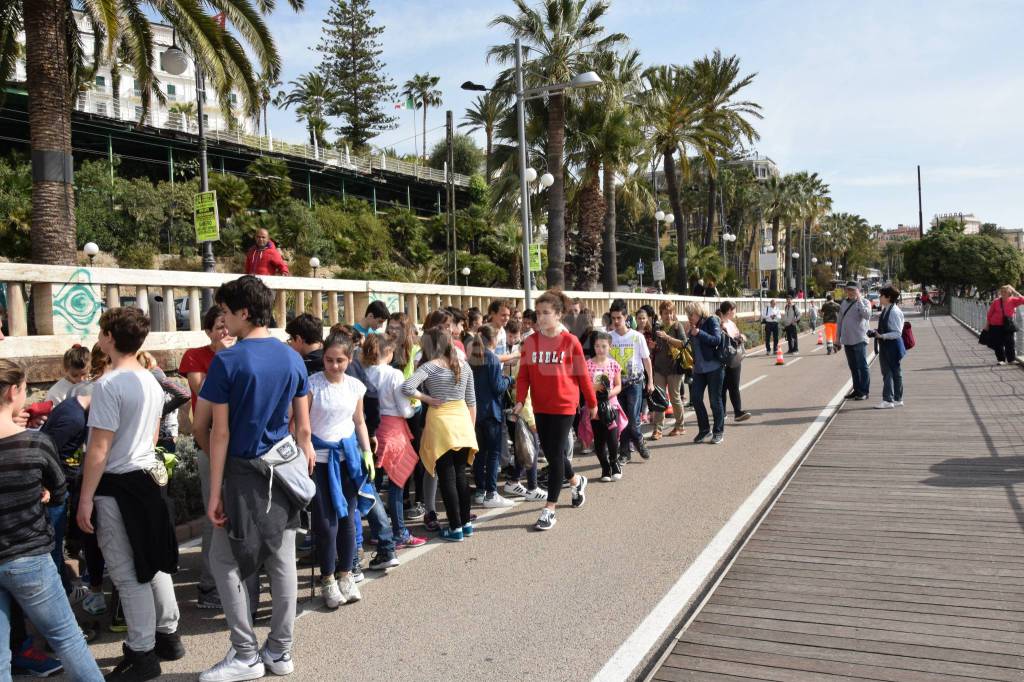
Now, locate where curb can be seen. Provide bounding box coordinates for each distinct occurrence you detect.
[174,517,206,545]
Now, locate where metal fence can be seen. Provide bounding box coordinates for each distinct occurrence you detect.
[950,296,1024,363]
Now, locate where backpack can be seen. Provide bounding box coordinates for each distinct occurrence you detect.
[902,321,916,350]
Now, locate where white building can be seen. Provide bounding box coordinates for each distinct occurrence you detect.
[724,151,781,181]
[931,212,982,235]
[14,12,257,136]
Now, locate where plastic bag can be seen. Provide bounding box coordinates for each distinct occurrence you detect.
[514,416,536,470]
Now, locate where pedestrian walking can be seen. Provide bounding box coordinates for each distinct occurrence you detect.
[783,295,801,354]
[197,276,313,681]
[836,281,872,401]
[718,302,752,422]
[920,289,932,319]
[401,327,478,542]
[808,301,818,331]
[651,301,687,438]
[871,286,906,409]
[685,302,726,445]
[514,289,597,531]
[586,333,624,482]
[821,294,840,354]
[609,299,654,461]
[761,299,781,355]
[982,285,1024,365]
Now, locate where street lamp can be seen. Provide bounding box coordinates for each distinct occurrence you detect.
[655,210,665,222]
[84,242,99,266]
[524,167,538,183]
[162,40,215,310]
[461,266,471,286]
[462,42,603,308]
[309,256,320,278]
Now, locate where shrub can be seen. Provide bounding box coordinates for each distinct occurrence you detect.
[168,437,204,526]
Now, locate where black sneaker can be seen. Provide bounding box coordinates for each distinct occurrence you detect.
[638,443,651,460]
[368,552,400,571]
[535,508,557,531]
[692,431,710,444]
[710,433,724,445]
[617,454,631,467]
[105,644,161,682]
[854,394,869,401]
[844,390,859,399]
[153,631,185,661]
[351,564,365,583]
[735,412,752,422]
[404,502,425,522]
[571,475,588,508]
[196,588,222,610]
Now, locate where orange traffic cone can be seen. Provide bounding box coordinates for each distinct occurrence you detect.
[775,346,785,366]
[817,330,824,345]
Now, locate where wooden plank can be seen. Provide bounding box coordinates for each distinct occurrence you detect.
[660,654,868,682]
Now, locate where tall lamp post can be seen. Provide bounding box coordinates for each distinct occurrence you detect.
[162,40,214,311]
[462,41,601,308]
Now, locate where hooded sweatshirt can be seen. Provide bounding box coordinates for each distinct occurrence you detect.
[245,240,290,276]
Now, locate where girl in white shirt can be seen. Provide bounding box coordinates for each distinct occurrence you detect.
[362,335,426,549]
[308,332,374,609]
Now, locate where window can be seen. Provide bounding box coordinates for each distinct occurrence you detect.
[133,80,142,98]
[95,75,106,91]
[202,114,209,128]
[95,102,107,116]
[166,83,176,101]
[134,106,144,122]
[229,93,237,105]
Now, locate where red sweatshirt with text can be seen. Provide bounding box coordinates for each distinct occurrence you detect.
[517,331,598,415]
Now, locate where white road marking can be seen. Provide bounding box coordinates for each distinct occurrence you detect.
[739,375,766,391]
[593,360,872,682]
[784,356,805,368]
[812,345,825,353]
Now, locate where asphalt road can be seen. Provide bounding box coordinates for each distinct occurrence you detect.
[74,331,857,682]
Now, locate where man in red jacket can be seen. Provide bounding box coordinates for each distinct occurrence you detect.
[244,228,290,276]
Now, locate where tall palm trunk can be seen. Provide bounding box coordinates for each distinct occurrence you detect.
[484,130,493,184]
[263,105,270,138]
[770,216,781,290]
[545,92,567,288]
[422,104,428,160]
[664,149,687,292]
[25,0,76,265]
[111,63,121,120]
[573,161,605,291]
[784,221,794,293]
[601,161,617,292]
[705,176,716,246]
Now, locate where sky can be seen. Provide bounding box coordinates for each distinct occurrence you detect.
[262,0,1024,230]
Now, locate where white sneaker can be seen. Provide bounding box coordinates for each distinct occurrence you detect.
[894,400,904,407]
[68,581,90,606]
[200,648,265,682]
[321,578,342,609]
[338,575,362,604]
[873,401,895,409]
[612,472,623,481]
[471,490,486,506]
[503,481,528,497]
[260,645,294,676]
[998,361,1007,365]
[524,487,547,502]
[82,591,106,615]
[482,492,514,508]
[600,475,612,482]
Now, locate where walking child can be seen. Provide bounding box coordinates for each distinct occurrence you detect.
[586,333,624,481]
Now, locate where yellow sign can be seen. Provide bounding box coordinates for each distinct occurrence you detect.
[194,191,220,242]
[529,243,543,272]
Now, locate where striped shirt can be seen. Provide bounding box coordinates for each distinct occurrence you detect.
[0,431,67,565]
[401,360,476,406]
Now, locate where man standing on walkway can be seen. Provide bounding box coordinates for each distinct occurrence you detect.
[761,299,781,356]
[609,299,654,461]
[783,296,801,354]
[837,281,871,400]
[821,294,840,354]
[244,228,290,276]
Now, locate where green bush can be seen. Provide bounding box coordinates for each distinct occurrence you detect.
[115,242,157,269]
[168,438,204,526]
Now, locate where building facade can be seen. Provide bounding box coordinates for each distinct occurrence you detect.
[14,12,256,136]
[879,224,921,245]
[999,228,1024,251]
[931,212,981,235]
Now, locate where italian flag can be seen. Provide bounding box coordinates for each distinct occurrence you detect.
[394,97,414,110]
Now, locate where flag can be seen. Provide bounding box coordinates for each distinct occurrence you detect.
[394,97,414,110]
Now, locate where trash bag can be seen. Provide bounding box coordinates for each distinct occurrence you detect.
[514,416,536,470]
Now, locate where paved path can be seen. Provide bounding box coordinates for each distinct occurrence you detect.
[69,328,861,681]
[651,314,1024,681]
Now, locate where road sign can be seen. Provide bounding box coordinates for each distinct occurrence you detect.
[193,191,219,243]
[758,253,778,271]
[652,259,665,282]
[529,243,543,272]
[636,259,645,275]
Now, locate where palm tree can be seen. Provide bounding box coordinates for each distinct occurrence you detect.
[640,64,724,293]
[791,171,831,293]
[168,101,196,131]
[276,72,335,148]
[402,73,442,160]
[489,0,627,288]
[256,72,281,139]
[761,174,799,291]
[459,90,507,182]
[8,0,301,265]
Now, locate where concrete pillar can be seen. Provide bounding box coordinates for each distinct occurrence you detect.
[188,288,201,330]
[6,283,27,336]
[327,293,339,326]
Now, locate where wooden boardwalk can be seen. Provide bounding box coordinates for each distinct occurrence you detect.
[651,314,1024,681]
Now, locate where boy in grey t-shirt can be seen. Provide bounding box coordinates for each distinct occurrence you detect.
[77,308,183,680]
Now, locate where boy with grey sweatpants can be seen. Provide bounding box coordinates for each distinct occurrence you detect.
[197,276,315,681]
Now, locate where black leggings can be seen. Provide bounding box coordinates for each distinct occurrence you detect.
[536,413,576,504]
[310,463,357,578]
[435,448,472,529]
[993,325,1017,363]
[591,419,621,477]
[722,364,743,417]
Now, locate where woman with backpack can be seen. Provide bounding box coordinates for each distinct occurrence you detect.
[683,302,726,445]
[717,302,752,423]
[871,286,907,409]
[983,285,1024,366]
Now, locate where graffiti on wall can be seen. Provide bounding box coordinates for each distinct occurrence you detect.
[52,268,104,336]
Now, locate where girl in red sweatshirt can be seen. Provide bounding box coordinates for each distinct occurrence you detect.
[515,289,598,531]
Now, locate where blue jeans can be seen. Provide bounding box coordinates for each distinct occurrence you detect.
[0,554,103,681]
[353,487,395,569]
[764,322,779,353]
[691,367,725,436]
[473,418,503,495]
[386,481,409,542]
[879,343,904,403]
[46,503,69,593]
[618,381,645,452]
[843,342,870,397]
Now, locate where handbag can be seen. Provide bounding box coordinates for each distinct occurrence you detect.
[1003,301,1017,333]
[979,328,993,347]
[646,385,670,413]
[671,341,694,374]
[728,335,745,368]
[260,435,316,512]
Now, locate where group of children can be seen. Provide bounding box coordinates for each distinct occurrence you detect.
[1,277,714,680]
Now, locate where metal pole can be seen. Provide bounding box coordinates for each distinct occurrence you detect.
[514,38,533,309]
[307,169,312,208]
[917,165,924,239]
[652,156,661,293]
[196,62,214,312]
[447,110,456,286]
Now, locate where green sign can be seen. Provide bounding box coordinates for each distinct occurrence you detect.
[529,243,543,272]
[194,190,220,242]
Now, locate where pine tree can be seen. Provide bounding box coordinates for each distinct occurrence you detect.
[317,0,398,148]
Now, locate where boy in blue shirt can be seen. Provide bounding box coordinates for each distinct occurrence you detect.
[197,276,314,682]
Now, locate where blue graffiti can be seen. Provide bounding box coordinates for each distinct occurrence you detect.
[52,268,103,335]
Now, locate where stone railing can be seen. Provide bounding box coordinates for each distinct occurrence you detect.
[950,295,1024,363]
[1,263,822,379]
